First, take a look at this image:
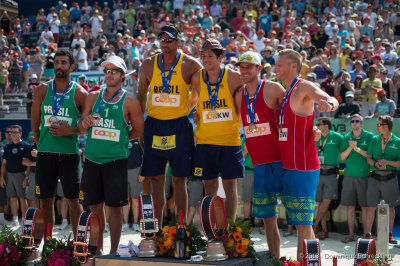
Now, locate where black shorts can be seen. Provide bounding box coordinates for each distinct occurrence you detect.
[35,152,80,199]
[81,158,128,207]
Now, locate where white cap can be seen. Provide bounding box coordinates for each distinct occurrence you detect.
[235,51,262,66]
[101,55,127,73]
[58,1,63,5]
[345,91,354,98]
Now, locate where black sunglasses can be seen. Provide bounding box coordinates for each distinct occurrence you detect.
[159,37,175,43]
[350,120,360,123]
[103,68,122,75]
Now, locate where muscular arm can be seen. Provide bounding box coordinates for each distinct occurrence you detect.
[31,82,49,144]
[300,79,339,111]
[77,92,99,134]
[126,95,144,141]
[189,70,201,110]
[137,58,153,113]
[22,157,36,167]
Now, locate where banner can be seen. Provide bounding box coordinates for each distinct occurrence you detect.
[320,118,400,136]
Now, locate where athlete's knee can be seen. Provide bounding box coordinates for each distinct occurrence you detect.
[172,177,186,187]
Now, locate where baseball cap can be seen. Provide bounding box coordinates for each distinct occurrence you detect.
[372,54,382,60]
[377,88,386,95]
[158,25,180,40]
[235,51,262,66]
[89,78,97,83]
[356,74,363,79]
[368,66,378,72]
[201,39,225,52]
[29,74,38,79]
[307,73,317,79]
[100,55,127,73]
[345,91,354,98]
[78,74,87,80]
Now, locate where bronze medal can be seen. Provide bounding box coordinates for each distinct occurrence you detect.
[248,123,257,133]
[208,109,218,119]
[48,115,58,125]
[92,113,101,125]
[160,92,169,102]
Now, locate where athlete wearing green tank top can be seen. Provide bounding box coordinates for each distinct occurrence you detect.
[78,55,144,255]
[31,50,88,240]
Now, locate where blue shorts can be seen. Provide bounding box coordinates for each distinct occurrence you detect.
[252,162,283,218]
[141,116,194,178]
[281,169,320,225]
[193,144,244,180]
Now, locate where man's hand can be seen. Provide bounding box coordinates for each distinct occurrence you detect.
[81,115,94,129]
[138,175,145,182]
[0,177,5,188]
[22,178,29,188]
[31,149,37,158]
[313,126,321,141]
[49,121,75,136]
[192,111,200,125]
[349,140,357,149]
[317,99,333,112]
[376,159,387,169]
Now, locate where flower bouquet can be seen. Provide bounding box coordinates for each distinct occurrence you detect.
[266,256,303,265]
[0,225,31,265]
[155,223,207,257]
[225,219,256,258]
[41,233,80,266]
[359,257,391,266]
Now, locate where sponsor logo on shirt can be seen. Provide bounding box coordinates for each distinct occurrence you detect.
[44,115,73,127]
[151,94,180,107]
[194,167,203,177]
[91,127,120,142]
[202,109,233,123]
[152,135,176,150]
[389,144,398,150]
[244,122,271,137]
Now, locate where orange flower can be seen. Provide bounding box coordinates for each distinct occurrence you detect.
[227,238,234,247]
[168,226,177,238]
[241,238,250,247]
[241,250,248,257]
[160,245,169,253]
[236,227,243,233]
[164,237,173,247]
[162,226,170,234]
[235,243,245,254]
[233,232,242,242]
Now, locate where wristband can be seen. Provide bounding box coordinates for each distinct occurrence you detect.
[356,148,360,153]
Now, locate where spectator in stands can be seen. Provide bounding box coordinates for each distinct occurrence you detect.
[71,32,86,49]
[41,26,53,47]
[0,11,11,35]
[112,3,125,23]
[88,78,100,93]
[43,45,56,80]
[381,42,398,78]
[70,3,82,24]
[73,44,88,72]
[320,69,336,97]
[21,19,32,48]
[380,68,394,100]
[334,91,361,118]
[349,60,367,83]
[115,13,127,35]
[336,71,354,103]
[90,9,103,38]
[0,62,7,107]
[30,47,45,83]
[21,47,30,90]
[78,74,89,91]
[59,4,70,34]
[8,52,22,93]
[361,66,382,117]
[49,13,60,44]
[369,89,396,118]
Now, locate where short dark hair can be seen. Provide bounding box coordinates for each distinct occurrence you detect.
[318,117,332,129]
[9,125,22,132]
[55,49,75,66]
[210,49,224,59]
[378,115,393,131]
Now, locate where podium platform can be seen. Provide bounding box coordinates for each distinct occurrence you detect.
[95,251,270,266]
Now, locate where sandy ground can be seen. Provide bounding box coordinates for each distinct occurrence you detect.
[10,221,398,266]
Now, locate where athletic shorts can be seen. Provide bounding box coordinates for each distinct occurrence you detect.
[26,172,38,201]
[141,116,194,178]
[366,177,400,207]
[281,169,320,225]
[6,172,26,198]
[341,176,368,207]
[35,152,80,199]
[252,162,283,218]
[0,84,5,94]
[127,167,143,199]
[315,173,338,202]
[187,178,204,207]
[241,172,254,203]
[81,158,128,207]
[192,144,244,180]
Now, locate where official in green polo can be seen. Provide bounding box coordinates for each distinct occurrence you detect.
[313,117,344,240]
[340,114,374,243]
[365,115,400,244]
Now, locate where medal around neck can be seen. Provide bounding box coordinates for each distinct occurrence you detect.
[48,115,59,126]
[160,92,170,102]
[92,113,101,125]
[160,52,180,103]
[208,109,218,119]
[248,123,257,133]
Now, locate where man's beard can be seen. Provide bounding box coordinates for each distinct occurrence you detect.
[55,68,69,78]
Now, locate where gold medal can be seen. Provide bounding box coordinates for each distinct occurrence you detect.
[160,92,169,102]
[248,123,257,133]
[48,115,58,125]
[208,109,218,119]
[92,113,101,125]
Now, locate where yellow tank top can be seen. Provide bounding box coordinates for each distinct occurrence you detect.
[148,53,191,120]
[194,67,241,146]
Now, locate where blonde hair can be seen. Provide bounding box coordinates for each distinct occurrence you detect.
[278,49,302,73]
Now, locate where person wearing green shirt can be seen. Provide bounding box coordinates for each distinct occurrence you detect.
[125,2,136,33]
[313,117,344,240]
[78,55,144,254]
[365,115,400,244]
[162,0,172,14]
[340,114,373,243]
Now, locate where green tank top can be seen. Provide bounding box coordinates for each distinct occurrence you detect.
[84,87,130,164]
[37,80,80,154]
[0,70,7,84]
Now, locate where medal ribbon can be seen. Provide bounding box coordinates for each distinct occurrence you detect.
[244,80,262,124]
[94,87,122,114]
[52,80,72,116]
[381,134,393,157]
[160,52,180,94]
[280,77,301,126]
[206,67,224,111]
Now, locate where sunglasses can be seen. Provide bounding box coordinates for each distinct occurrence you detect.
[350,120,360,123]
[103,68,122,75]
[316,123,325,126]
[10,131,20,134]
[160,38,175,43]
[381,72,388,75]
[238,55,254,62]
[377,123,387,127]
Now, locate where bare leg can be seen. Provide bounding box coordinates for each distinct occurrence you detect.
[150,175,166,226]
[243,201,252,219]
[361,207,368,235]
[313,199,331,230]
[131,198,139,224]
[122,202,130,224]
[108,206,123,253]
[67,198,82,238]
[263,217,280,258]
[296,225,315,261]
[187,206,197,225]
[90,203,105,255]
[389,207,395,233]
[347,206,355,237]
[365,207,376,233]
[203,178,219,196]
[10,197,19,217]
[61,197,68,220]
[172,176,188,221]
[222,179,238,221]
[27,200,39,208]
[41,197,55,231]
